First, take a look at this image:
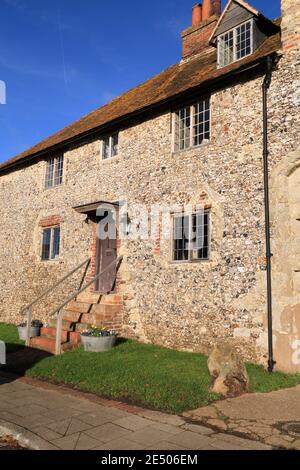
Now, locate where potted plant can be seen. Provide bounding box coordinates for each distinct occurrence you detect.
[81,326,117,352]
[17,320,43,341]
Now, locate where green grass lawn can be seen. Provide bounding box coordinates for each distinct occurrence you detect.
[1,323,300,414]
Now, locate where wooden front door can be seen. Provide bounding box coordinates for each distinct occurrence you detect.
[95,209,117,293]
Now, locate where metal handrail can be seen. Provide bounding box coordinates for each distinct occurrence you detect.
[52,255,123,355]
[22,257,91,315]
[50,255,123,319]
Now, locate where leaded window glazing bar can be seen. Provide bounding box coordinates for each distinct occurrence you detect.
[174,99,210,152]
[102,133,119,160]
[41,226,61,261]
[41,228,51,260]
[52,226,61,260]
[45,156,64,188]
[218,20,253,68]
[236,21,252,60]
[194,99,210,146]
[45,158,55,189]
[173,212,210,262]
[218,30,234,67]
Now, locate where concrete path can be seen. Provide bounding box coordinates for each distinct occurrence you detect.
[0,375,270,451]
[184,385,300,450]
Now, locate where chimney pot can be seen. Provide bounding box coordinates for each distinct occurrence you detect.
[202,0,221,21]
[192,4,203,26]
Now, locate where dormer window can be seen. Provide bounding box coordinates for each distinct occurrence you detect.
[218,20,253,68]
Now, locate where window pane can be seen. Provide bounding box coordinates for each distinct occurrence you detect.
[112,134,119,157]
[51,226,60,259]
[42,228,51,260]
[102,137,110,160]
[219,31,234,67]
[194,99,210,146]
[173,215,189,261]
[54,155,64,186]
[175,107,190,151]
[194,212,209,260]
[236,21,252,60]
[45,159,54,188]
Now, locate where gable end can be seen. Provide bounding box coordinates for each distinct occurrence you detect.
[214,2,254,37]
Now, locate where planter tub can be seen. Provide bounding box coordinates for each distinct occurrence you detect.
[18,326,40,341]
[81,335,116,352]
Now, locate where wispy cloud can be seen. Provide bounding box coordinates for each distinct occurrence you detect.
[0,42,80,82]
[57,8,68,88]
[2,1,79,87]
[4,0,75,31]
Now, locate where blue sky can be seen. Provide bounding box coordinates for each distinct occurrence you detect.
[0,0,280,163]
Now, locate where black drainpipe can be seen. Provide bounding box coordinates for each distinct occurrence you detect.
[262,55,276,373]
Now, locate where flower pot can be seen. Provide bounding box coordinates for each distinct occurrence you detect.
[18,326,40,341]
[81,334,116,352]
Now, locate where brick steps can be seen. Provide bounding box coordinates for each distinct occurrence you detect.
[64,300,92,314]
[61,310,83,323]
[48,319,74,330]
[29,293,123,354]
[30,337,76,354]
[40,327,81,343]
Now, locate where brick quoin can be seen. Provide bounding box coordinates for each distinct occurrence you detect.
[153,223,161,256]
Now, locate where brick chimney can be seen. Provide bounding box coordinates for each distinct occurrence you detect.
[281,0,300,51]
[182,1,221,59]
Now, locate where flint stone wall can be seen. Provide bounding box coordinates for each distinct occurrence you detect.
[0,42,300,369]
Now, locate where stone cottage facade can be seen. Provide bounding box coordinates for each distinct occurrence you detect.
[0,0,299,371]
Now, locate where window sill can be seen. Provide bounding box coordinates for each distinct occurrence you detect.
[44,183,64,191]
[100,154,123,164]
[40,258,62,264]
[170,259,210,265]
[172,141,210,155]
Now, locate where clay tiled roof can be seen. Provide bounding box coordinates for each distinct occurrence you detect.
[0,24,281,173]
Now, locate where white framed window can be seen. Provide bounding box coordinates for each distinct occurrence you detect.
[172,211,210,262]
[101,133,119,160]
[45,155,64,189]
[218,20,253,68]
[173,98,210,152]
[41,226,60,261]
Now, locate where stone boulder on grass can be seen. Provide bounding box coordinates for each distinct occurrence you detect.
[207,343,249,397]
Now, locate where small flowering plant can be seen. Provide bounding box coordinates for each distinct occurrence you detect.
[18,319,43,328]
[81,325,116,337]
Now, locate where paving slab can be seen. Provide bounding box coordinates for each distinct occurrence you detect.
[129,426,179,446]
[84,423,130,442]
[167,431,214,450]
[214,385,300,421]
[113,415,153,431]
[188,384,300,449]
[0,375,279,450]
[76,411,120,427]
[93,438,145,451]
[31,426,62,442]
